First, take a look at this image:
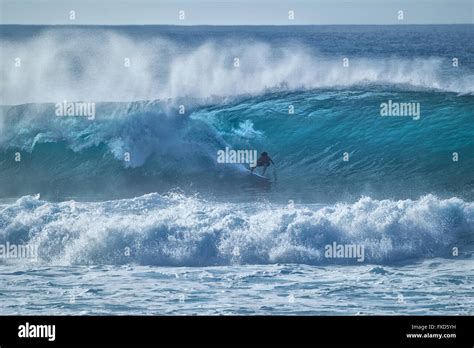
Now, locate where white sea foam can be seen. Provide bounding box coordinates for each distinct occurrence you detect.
[0,193,472,266]
[1,30,472,105]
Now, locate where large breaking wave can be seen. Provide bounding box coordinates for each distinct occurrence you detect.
[1,90,473,201]
[0,193,472,266]
[1,29,473,105]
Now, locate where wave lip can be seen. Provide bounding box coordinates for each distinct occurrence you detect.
[1,30,473,105]
[0,193,472,266]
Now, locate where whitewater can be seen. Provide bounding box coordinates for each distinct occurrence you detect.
[0,25,473,315]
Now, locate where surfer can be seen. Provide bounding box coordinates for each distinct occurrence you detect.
[250,152,274,175]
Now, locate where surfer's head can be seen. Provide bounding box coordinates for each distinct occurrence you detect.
[261,152,268,157]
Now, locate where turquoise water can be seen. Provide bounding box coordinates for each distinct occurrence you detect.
[0,25,473,315]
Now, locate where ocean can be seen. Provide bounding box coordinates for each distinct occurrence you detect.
[0,25,473,315]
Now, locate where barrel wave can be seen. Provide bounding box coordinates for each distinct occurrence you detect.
[0,89,473,201]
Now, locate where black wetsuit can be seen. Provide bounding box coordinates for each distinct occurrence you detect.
[256,156,272,167]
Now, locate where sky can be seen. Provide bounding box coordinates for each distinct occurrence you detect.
[0,0,473,25]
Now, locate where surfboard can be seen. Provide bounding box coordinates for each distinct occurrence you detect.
[247,169,270,180]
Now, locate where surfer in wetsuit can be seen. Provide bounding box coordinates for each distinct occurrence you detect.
[250,152,274,175]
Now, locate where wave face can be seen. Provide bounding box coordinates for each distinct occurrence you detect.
[1,89,472,202]
[1,193,472,266]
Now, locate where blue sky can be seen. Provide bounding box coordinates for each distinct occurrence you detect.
[1,0,473,25]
